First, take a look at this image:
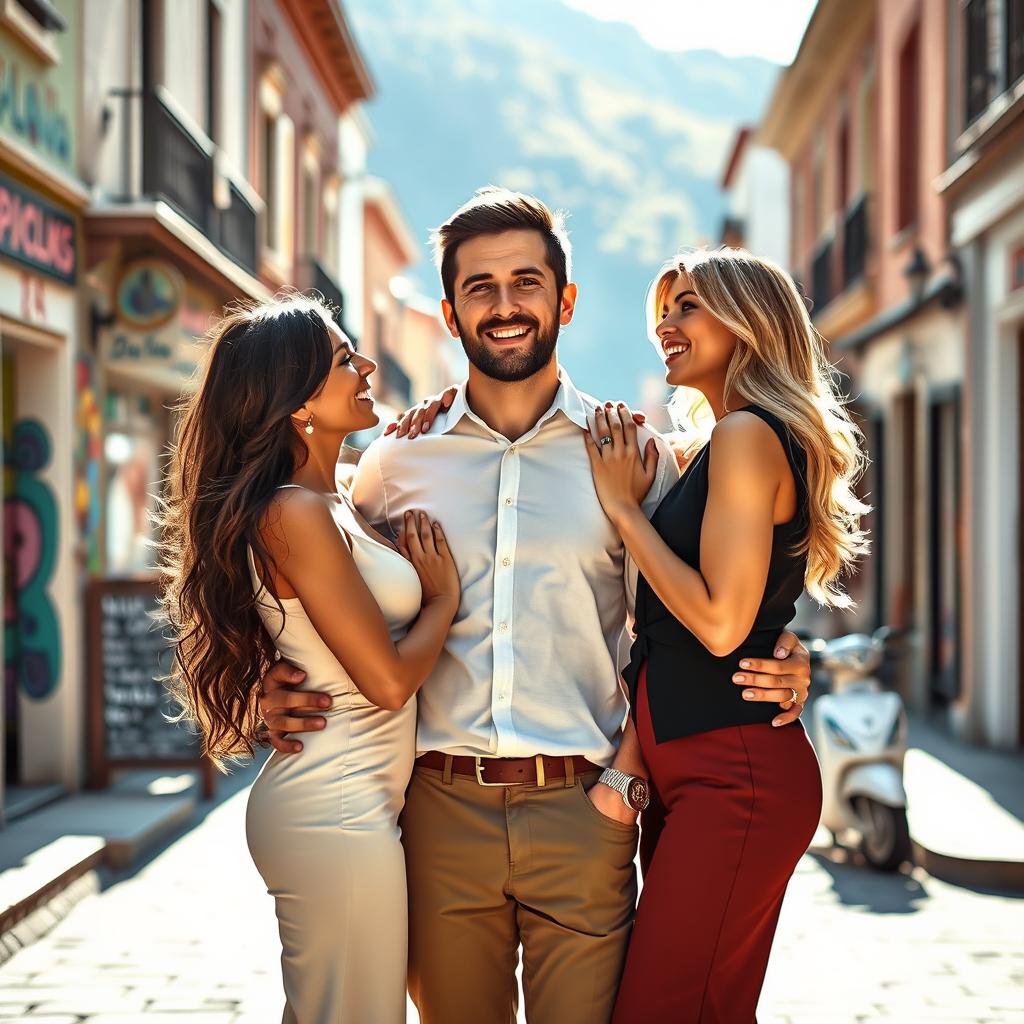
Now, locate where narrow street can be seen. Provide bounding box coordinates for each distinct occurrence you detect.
[0,763,1021,1023]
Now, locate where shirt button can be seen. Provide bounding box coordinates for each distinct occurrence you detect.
[508,445,517,453]
[501,557,511,567]
[498,694,506,703]
[504,497,513,506]
[498,622,509,633]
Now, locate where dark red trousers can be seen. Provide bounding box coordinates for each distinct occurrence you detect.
[612,664,822,1024]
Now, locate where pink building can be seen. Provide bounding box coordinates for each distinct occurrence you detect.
[758,0,969,734]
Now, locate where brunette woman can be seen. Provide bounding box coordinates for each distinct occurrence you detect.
[584,249,868,1023]
[160,295,460,1023]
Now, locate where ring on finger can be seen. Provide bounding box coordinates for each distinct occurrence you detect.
[599,435,614,446]
[787,687,802,707]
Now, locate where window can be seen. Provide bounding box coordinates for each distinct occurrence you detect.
[858,53,876,195]
[258,68,293,266]
[103,390,166,576]
[965,0,991,124]
[323,179,341,277]
[897,21,920,231]
[837,113,850,212]
[206,0,222,144]
[1008,0,1024,88]
[812,134,827,238]
[303,162,319,259]
[262,112,278,251]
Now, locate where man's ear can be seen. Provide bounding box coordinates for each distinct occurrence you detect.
[559,282,579,327]
[441,299,460,339]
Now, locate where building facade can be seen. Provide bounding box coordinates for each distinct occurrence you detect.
[942,0,1024,747]
[0,0,85,817]
[758,0,971,736]
[718,125,791,269]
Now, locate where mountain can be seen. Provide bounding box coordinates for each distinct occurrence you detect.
[346,0,780,406]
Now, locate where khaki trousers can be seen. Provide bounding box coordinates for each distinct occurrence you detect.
[401,763,638,1024]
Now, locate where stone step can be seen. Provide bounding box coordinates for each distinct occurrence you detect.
[0,778,201,950]
[3,784,68,823]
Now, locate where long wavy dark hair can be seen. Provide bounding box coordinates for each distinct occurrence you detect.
[159,294,337,767]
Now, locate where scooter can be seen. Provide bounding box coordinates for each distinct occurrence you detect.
[806,627,913,871]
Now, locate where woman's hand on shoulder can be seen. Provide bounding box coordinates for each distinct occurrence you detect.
[583,402,660,525]
[384,386,459,439]
[397,509,461,615]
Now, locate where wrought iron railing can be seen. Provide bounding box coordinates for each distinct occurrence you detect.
[842,193,869,289]
[810,237,834,315]
[140,92,258,274]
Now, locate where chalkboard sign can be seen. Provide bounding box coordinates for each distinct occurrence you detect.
[88,578,214,797]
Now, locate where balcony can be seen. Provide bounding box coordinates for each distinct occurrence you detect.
[140,90,258,274]
[810,237,835,315]
[842,194,869,289]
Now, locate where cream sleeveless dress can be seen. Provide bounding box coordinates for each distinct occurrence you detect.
[245,485,422,1024]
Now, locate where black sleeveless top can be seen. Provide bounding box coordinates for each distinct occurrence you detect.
[622,406,809,743]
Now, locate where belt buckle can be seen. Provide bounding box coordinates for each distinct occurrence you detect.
[474,756,524,787]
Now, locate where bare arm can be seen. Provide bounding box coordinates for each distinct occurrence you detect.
[587,406,810,722]
[608,413,781,657]
[261,491,458,712]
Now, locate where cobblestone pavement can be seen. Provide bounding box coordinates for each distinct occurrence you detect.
[0,767,1021,1023]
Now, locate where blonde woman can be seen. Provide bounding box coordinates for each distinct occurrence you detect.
[583,248,867,1023]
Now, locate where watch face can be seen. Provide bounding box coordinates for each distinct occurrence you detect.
[627,778,650,811]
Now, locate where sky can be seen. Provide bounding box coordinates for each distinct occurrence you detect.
[560,0,819,65]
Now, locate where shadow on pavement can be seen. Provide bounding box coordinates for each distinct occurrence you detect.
[806,846,930,914]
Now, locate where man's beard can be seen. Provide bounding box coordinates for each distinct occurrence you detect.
[454,306,560,383]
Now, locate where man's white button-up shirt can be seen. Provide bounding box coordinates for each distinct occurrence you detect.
[350,368,680,766]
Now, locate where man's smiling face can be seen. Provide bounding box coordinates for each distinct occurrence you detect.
[442,228,577,382]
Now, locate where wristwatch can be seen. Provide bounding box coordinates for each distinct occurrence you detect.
[598,768,651,812]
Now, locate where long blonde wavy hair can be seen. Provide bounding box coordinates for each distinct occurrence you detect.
[649,247,870,608]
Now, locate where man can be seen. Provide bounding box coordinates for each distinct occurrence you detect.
[257,187,810,1023]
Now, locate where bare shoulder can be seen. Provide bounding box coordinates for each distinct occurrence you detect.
[260,488,348,561]
[709,412,787,479]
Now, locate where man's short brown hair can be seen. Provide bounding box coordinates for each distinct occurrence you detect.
[431,187,572,305]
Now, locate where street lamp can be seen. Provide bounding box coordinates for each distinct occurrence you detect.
[903,246,930,304]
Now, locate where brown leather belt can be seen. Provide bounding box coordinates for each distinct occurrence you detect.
[415,751,602,787]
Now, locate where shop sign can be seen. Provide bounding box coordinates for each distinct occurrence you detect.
[0,40,74,169]
[116,259,183,331]
[103,272,213,387]
[0,171,75,283]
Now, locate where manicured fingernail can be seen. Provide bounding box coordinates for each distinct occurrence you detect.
[291,671,306,680]
[315,719,326,729]
[776,648,786,658]
[410,428,418,438]
[740,660,751,669]
[743,690,755,699]
[772,720,783,727]
[733,674,745,683]
[319,697,330,708]
[292,743,302,751]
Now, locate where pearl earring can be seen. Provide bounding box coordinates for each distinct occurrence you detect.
[304,416,314,435]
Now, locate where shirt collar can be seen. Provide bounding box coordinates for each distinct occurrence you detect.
[440,365,590,435]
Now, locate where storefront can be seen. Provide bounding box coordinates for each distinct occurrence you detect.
[86,253,219,578]
[0,167,84,812]
[955,181,1024,748]
[0,0,93,821]
[839,292,967,723]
